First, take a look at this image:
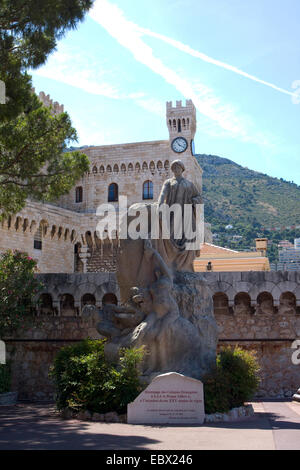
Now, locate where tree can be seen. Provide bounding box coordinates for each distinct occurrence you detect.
[0,0,94,120]
[0,250,43,337]
[0,92,89,217]
[0,0,93,215]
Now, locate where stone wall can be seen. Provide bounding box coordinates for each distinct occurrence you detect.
[0,202,79,273]
[4,271,300,400]
[6,316,99,401]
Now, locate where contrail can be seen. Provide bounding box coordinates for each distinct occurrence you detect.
[88,0,285,146]
[137,27,296,98]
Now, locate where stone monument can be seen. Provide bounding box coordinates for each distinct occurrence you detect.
[96,160,218,382]
[127,372,205,424]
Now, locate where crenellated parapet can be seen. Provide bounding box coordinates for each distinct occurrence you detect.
[33,89,65,115]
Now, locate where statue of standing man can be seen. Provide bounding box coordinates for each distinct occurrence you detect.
[153,159,203,272]
[117,159,204,302]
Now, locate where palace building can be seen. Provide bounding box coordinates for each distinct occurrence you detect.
[0,93,270,273]
[0,96,213,273]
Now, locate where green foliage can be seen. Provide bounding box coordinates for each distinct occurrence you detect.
[197,154,300,262]
[204,347,260,414]
[50,339,145,414]
[0,363,11,394]
[0,0,92,215]
[0,250,43,337]
[0,0,93,122]
[198,154,300,228]
[0,94,89,217]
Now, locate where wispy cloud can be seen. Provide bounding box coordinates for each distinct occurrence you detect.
[138,27,296,99]
[88,0,279,147]
[33,45,165,119]
[34,47,123,99]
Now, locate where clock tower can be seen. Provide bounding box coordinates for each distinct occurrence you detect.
[166,99,202,191]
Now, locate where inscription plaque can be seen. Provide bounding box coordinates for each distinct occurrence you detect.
[127,372,205,424]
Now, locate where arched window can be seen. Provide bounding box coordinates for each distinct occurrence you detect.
[142,162,148,171]
[213,292,229,315]
[23,218,29,232]
[128,163,133,172]
[74,243,83,272]
[279,292,296,314]
[75,186,83,203]
[234,292,252,314]
[107,165,112,173]
[34,225,42,250]
[81,294,96,307]
[164,160,170,171]
[108,183,118,202]
[178,119,181,132]
[60,294,77,316]
[143,180,153,200]
[100,165,105,174]
[182,118,186,129]
[92,166,97,174]
[173,119,176,130]
[85,231,93,248]
[257,292,274,314]
[38,294,54,315]
[102,293,118,305]
[157,161,163,171]
[121,163,126,173]
[135,162,141,172]
[113,164,119,173]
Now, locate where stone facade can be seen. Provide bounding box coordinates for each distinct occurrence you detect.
[4,271,300,400]
[0,98,203,273]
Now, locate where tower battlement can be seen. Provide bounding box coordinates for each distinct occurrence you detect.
[34,89,65,115]
[166,99,196,139]
[166,99,196,112]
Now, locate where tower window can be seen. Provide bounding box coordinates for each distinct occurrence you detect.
[108,183,118,202]
[178,119,181,132]
[34,226,42,250]
[143,180,153,200]
[75,186,83,203]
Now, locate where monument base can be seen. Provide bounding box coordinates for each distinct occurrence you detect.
[127,372,205,425]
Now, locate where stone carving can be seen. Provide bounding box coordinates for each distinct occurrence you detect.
[96,163,218,381]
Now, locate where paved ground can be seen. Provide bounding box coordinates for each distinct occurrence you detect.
[0,401,299,450]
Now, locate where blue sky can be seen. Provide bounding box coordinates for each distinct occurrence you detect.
[31,0,300,184]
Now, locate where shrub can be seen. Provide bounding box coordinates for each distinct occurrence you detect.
[204,347,260,414]
[49,339,144,414]
[0,363,11,394]
[0,250,43,337]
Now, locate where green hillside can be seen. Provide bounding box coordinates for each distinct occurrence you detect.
[196,154,300,262]
[197,154,300,227]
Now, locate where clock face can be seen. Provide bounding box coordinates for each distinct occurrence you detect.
[171,137,188,153]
